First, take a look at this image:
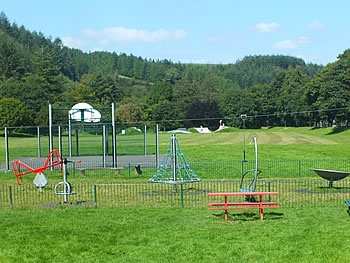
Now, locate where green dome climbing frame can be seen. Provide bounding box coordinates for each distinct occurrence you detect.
[149,134,201,185]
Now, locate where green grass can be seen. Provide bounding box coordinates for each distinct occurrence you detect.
[0,206,349,262]
[3,126,350,161]
[1,127,350,261]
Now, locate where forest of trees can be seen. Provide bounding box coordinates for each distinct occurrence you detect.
[0,12,349,131]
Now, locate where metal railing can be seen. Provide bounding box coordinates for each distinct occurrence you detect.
[2,158,350,210]
[3,158,350,178]
[1,179,350,210]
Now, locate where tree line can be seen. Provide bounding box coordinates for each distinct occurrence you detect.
[0,12,349,131]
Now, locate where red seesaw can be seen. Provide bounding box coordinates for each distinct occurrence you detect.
[12,149,63,185]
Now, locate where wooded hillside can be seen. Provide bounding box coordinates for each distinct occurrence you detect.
[0,12,349,131]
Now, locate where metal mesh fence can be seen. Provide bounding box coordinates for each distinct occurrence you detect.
[1,179,350,210]
[2,158,350,210]
[3,124,152,162]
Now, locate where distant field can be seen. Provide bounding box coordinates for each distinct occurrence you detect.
[175,126,349,145]
[1,126,350,162]
[173,127,350,161]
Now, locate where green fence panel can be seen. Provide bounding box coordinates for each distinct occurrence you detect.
[1,179,350,210]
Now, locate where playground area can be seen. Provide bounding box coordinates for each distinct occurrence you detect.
[2,175,350,209]
[3,123,350,211]
[2,145,350,210]
[2,108,350,220]
[2,124,350,261]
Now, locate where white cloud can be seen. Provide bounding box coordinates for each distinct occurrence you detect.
[83,27,187,43]
[309,21,325,31]
[61,36,87,49]
[273,36,311,50]
[298,55,324,63]
[297,36,311,44]
[81,29,100,38]
[273,40,298,50]
[205,36,224,45]
[255,22,280,33]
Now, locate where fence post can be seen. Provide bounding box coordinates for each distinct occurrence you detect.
[9,186,13,209]
[93,184,97,208]
[5,127,9,171]
[180,184,184,208]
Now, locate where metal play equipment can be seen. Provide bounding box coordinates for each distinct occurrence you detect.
[309,168,350,187]
[12,149,62,187]
[12,149,79,203]
[239,136,261,193]
[149,134,200,187]
[54,158,77,203]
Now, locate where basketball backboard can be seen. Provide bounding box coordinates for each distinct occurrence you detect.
[69,103,101,123]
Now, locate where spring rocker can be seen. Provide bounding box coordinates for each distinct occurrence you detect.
[12,149,79,203]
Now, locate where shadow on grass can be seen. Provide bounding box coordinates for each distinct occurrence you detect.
[212,211,284,222]
[309,126,349,135]
[326,126,348,135]
[295,186,350,193]
[317,186,350,190]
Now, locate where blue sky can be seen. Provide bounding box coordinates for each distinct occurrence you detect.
[2,0,349,65]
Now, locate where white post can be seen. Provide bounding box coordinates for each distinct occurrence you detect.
[156,124,159,168]
[5,127,9,171]
[103,125,106,168]
[68,112,72,157]
[112,103,117,168]
[58,126,62,157]
[37,126,41,158]
[172,134,177,183]
[253,136,258,173]
[144,125,147,156]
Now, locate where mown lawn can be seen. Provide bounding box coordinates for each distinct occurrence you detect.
[2,126,350,162]
[1,127,350,262]
[0,206,349,262]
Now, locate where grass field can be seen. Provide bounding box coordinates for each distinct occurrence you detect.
[2,127,350,162]
[1,126,350,262]
[1,206,350,262]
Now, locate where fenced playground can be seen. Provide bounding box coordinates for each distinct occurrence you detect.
[2,123,350,215]
[1,158,350,211]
